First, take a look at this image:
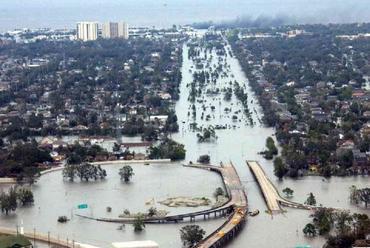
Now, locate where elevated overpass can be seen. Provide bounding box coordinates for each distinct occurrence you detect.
[247,160,318,213]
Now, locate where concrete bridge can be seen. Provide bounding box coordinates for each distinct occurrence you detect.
[77,162,247,248]
[0,226,98,248]
[78,163,246,225]
[194,162,247,248]
[247,160,317,213]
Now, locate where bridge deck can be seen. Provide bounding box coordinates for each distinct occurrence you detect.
[0,226,97,248]
[247,161,283,213]
[195,162,247,248]
[247,161,317,212]
[76,162,247,248]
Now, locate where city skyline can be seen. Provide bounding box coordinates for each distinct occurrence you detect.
[1,0,370,32]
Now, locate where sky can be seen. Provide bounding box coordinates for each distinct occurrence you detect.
[0,0,370,31]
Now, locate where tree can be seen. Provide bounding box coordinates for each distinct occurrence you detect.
[133,214,145,232]
[303,223,316,236]
[355,188,370,208]
[305,193,317,206]
[148,139,186,161]
[63,164,76,181]
[58,216,69,223]
[335,211,353,236]
[197,126,217,142]
[0,142,52,181]
[273,157,287,180]
[63,163,107,182]
[197,155,210,164]
[0,187,18,215]
[180,225,206,248]
[112,142,121,152]
[282,187,294,198]
[147,207,157,217]
[337,150,353,168]
[214,187,225,198]
[17,188,34,206]
[312,208,334,235]
[264,137,278,159]
[349,185,358,204]
[119,165,134,182]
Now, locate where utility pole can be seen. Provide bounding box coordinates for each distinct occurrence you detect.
[33,228,36,247]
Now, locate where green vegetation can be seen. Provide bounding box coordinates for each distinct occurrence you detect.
[133,214,145,232]
[349,186,370,208]
[282,187,294,198]
[197,126,217,142]
[147,207,157,217]
[229,23,370,177]
[0,187,34,215]
[0,187,17,215]
[304,208,369,247]
[305,193,317,206]
[58,216,69,223]
[234,82,254,125]
[197,154,210,164]
[303,223,316,237]
[16,188,34,206]
[65,143,108,165]
[214,187,225,198]
[62,163,107,182]
[180,225,206,248]
[148,138,186,161]
[119,165,134,182]
[0,142,52,182]
[0,37,182,140]
[262,137,278,159]
[273,157,287,180]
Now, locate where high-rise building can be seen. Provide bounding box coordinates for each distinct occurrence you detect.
[102,22,129,39]
[102,22,119,39]
[118,22,129,39]
[76,22,98,41]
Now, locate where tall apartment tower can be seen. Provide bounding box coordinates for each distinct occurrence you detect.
[76,22,98,41]
[118,22,129,39]
[102,22,119,38]
[102,22,129,39]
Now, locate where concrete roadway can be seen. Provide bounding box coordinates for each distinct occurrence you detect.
[196,162,247,248]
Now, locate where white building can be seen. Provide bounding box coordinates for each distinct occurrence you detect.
[102,22,129,39]
[76,22,98,41]
[112,240,159,248]
[118,22,129,39]
[102,22,119,38]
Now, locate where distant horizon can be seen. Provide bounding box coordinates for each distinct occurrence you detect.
[1,0,370,32]
[4,17,370,33]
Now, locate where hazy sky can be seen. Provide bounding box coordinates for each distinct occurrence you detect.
[1,0,370,31]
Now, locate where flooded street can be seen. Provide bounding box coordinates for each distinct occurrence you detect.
[0,31,369,248]
[172,34,369,248]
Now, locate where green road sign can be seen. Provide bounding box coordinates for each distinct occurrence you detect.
[77,204,88,209]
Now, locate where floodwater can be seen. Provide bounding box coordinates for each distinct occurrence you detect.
[171,34,369,248]
[0,163,225,247]
[1,31,369,248]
